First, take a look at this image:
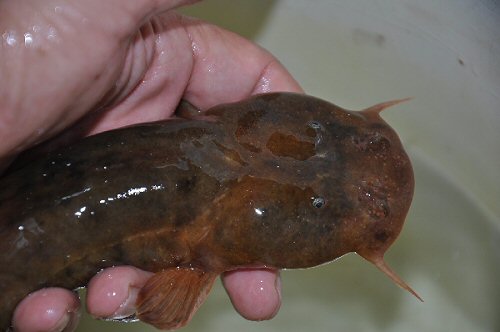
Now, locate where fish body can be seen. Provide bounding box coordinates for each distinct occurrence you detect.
[0,93,415,330]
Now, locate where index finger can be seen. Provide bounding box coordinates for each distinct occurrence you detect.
[181,14,303,108]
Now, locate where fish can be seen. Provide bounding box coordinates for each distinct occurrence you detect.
[0,92,419,330]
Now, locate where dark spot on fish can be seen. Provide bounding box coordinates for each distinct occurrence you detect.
[176,176,197,194]
[235,109,266,138]
[375,231,389,243]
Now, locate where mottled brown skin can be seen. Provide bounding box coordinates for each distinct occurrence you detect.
[0,92,415,330]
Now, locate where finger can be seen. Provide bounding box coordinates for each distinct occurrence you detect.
[83,13,304,135]
[181,15,303,108]
[222,269,281,321]
[12,288,80,332]
[86,266,153,320]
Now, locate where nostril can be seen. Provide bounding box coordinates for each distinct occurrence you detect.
[312,197,325,208]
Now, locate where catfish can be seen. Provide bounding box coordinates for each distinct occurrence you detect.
[0,93,420,330]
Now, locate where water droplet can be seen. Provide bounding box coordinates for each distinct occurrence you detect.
[47,26,57,41]
[127,187,147,196]
[24,32,33,46]
[151,184,165,190]
[2,31,17,46]
[74,206,87,218]
[254,207,265,216]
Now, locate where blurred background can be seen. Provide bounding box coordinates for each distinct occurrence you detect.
[77,1,500,331]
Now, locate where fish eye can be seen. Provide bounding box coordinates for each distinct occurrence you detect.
[308,121,322,130]
[312,197,325,208]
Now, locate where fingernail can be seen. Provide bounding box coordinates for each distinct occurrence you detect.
[52,308,80,332]
[109,286,140,321]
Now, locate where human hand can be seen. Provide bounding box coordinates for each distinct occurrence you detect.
[0,0,302,331]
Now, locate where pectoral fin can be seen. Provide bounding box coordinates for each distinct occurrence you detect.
[136,267,217,330]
